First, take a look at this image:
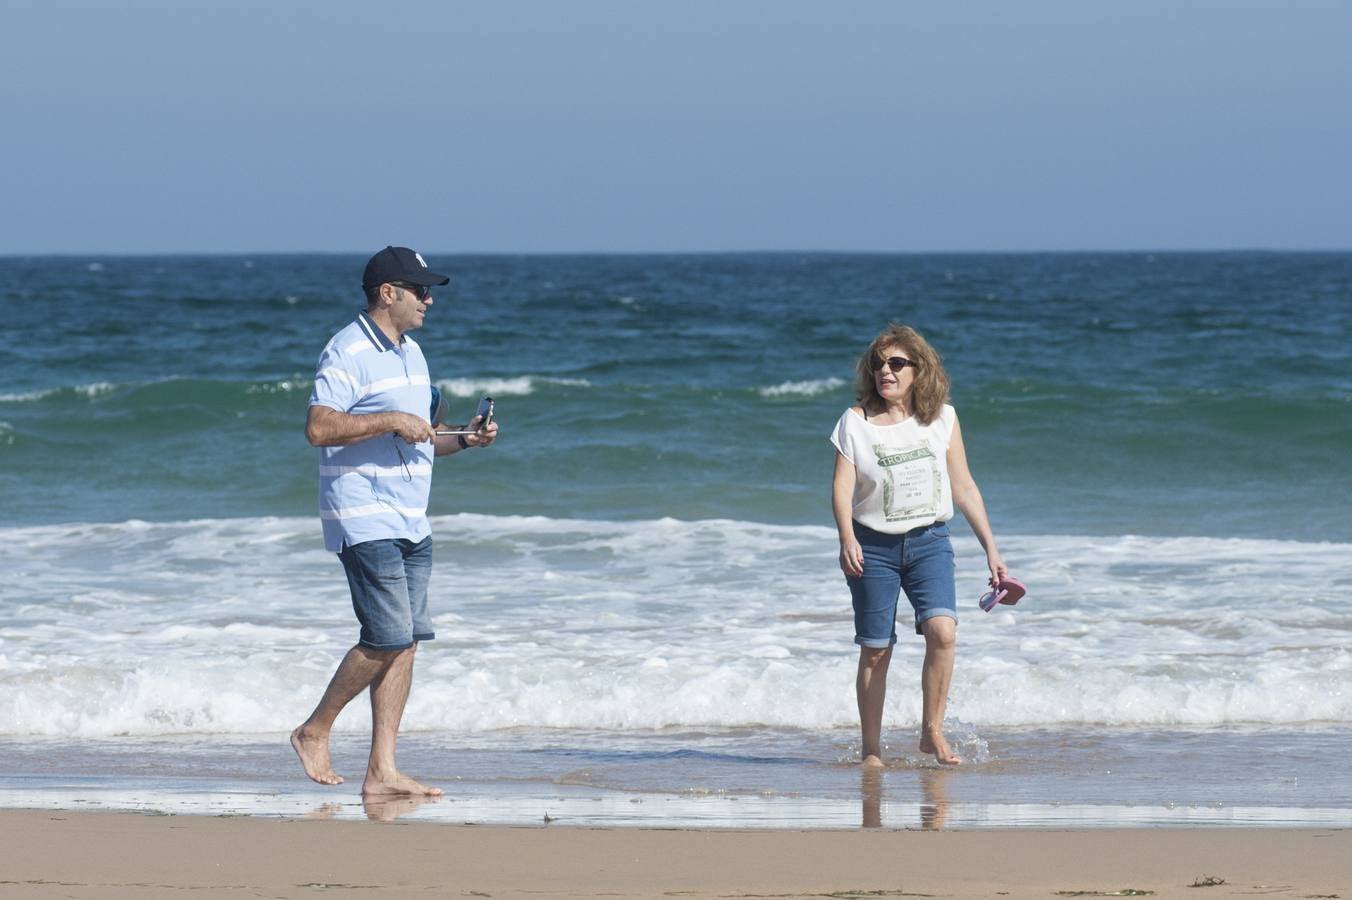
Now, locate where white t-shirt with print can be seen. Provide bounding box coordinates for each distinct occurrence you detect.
[830,404,956,533]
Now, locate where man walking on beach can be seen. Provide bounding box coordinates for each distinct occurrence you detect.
[291,246,497,796]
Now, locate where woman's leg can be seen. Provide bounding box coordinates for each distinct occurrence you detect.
[847,523,902,767]
[856,645,893,766]
[902,524,960,766]
[918,616,961,765]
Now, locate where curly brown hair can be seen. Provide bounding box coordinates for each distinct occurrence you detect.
[854,323,951,425]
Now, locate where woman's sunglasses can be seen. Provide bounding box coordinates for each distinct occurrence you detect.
[874,356,915,373]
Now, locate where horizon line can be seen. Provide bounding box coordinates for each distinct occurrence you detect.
[3,246,1351,259]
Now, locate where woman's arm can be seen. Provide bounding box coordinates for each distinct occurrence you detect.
[947,414,1007,586]
[832,451,864,577]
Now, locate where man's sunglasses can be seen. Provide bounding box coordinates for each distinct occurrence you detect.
[393,282,431,301]
[874,356,915,373]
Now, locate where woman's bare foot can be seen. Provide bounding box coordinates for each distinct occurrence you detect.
[860,754,886,769]
[919,728,962,766]
[291,725,343,785]
[362,770,444,797]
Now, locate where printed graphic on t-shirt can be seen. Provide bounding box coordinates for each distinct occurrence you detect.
[873,443,942,523]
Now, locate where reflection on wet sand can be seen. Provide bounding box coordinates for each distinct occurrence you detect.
[362,794,439,823]
[918,768,949,830]
[860,768,883,828]
[306,802,344,821]
[859,766,950,830]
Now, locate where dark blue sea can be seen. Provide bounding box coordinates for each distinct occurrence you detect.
[1,252,1349,827]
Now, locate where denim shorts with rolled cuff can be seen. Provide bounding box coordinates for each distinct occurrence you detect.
[845,519,957,647]
[338,536,434,651]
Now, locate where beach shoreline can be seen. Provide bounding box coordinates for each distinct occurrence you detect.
[2,809,1347,899]
[5,726,1349,831]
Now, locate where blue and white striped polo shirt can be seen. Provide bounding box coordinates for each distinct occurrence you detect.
[309,311,436,552]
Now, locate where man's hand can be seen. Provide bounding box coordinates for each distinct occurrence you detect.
[389,412,436,444]
[467,417,499,448]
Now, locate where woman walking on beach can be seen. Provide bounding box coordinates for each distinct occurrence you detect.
[830,324,1006,766]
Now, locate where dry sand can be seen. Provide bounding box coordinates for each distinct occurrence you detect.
[1,808,1346,899]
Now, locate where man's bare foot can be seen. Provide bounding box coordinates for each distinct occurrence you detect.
[860,754,886,769]
[362,770,444,797]
[919,728,962,766]
[291,725,343,785]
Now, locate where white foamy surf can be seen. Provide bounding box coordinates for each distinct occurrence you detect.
[0,516,1348,737]
[0,381,121,402]
[435,376,592,398]
[758,378,848,398]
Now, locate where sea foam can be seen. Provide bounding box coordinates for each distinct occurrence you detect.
[436,376,592,398]
[0,382,119,403]
[0,516,1348,737]
[758,378,847,398]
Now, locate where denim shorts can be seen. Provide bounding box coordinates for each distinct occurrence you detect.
[846,520,956,647]
[338,536,434,651]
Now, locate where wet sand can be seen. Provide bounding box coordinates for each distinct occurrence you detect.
[1,808,1347,899]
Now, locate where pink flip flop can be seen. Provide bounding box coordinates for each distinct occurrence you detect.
[979,576,1026,612]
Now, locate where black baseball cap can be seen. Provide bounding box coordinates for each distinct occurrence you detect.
[361,246,451,290]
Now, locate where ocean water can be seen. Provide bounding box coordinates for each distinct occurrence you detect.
[1,252,1350,827]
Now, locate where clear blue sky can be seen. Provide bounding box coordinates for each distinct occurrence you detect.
[3,1,1349,253]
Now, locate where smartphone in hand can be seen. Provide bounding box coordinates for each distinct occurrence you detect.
[473,395,495,431]
[434,396,495,436]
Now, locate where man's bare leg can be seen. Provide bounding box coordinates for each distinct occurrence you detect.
[291,644,397,785]
[362,643,442,796]
[856,645,892,767]
[917,616,961,765]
